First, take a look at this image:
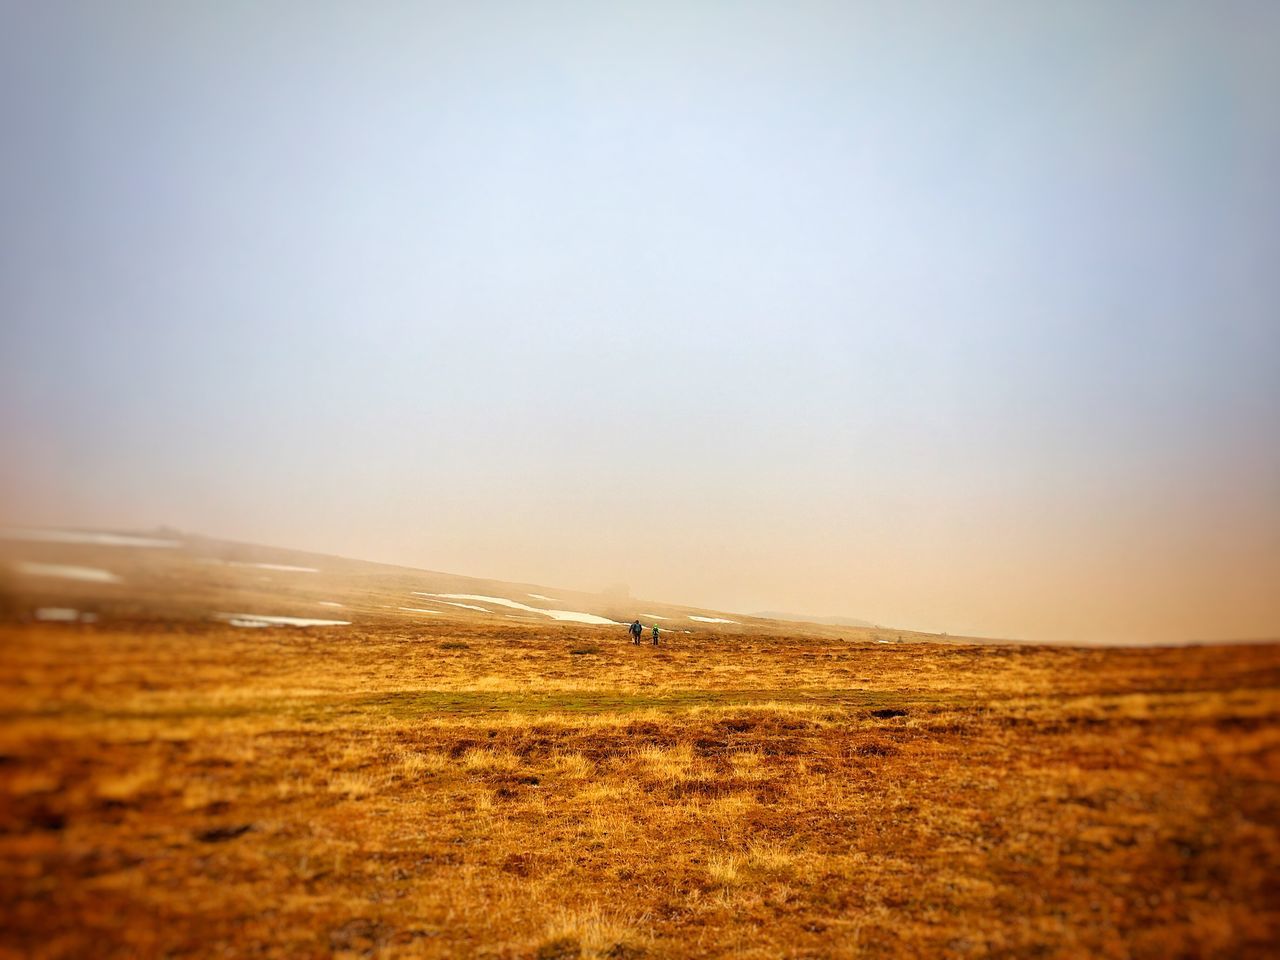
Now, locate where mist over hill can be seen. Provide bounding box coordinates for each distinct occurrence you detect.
[4,525,960,641]
[753,611,876,629]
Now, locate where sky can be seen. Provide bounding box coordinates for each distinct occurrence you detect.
[2,1,1278,644]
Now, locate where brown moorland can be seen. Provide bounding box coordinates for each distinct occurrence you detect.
[1,616,1277,959]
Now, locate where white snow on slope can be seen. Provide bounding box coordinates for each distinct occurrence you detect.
[35,607,98,623]
[317,601,344,608]
[411,594,492,612]
[36,607,80,621]
[14,562,122,583]
[641,613,669,620]
[217,613,349,628]
[0,528,180,548]
[422,594,621,626]
[528,593,560,602]
[229,561,320,573]
[399,607,442,615]
[689,615,739,624]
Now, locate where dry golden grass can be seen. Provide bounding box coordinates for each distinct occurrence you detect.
[0,619,1277,958]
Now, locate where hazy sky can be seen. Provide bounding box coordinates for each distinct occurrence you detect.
[3,2,1278,643]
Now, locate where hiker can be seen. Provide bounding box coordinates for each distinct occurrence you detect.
[629,619,643,644]
[651,623,660,646]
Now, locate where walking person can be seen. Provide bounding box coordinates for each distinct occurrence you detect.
[630,619,643,644]
[651,623,660,646]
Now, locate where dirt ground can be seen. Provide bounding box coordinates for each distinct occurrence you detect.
[1,620,1277,958]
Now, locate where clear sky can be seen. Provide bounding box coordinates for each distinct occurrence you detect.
[3,1,1278,643]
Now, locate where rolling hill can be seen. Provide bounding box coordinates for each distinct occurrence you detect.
[0,526,959,643]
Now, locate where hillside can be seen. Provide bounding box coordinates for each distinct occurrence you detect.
[0,526,965,644]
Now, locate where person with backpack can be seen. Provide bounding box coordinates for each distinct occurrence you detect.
[651,623,660,646]
[629,620,643,644]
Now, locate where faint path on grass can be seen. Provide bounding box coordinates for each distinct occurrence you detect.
[0,687,957,725]
[5,685,1277,730]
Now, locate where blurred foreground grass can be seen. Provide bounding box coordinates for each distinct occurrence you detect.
[1,622,1277,958]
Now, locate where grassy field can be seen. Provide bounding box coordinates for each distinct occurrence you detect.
[1,619,1278,958]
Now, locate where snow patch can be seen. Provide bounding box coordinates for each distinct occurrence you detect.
[689,615,738,624]
[36,607,83,622]
[399,607,442,615]
[0,528,180,548]
[317,601,344,608]
[14,562,121,584]
[641,613,669,620]
[216,613,349,628]
[423,593,621,626]
[411,594,492,613]
[528,593,560,602]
